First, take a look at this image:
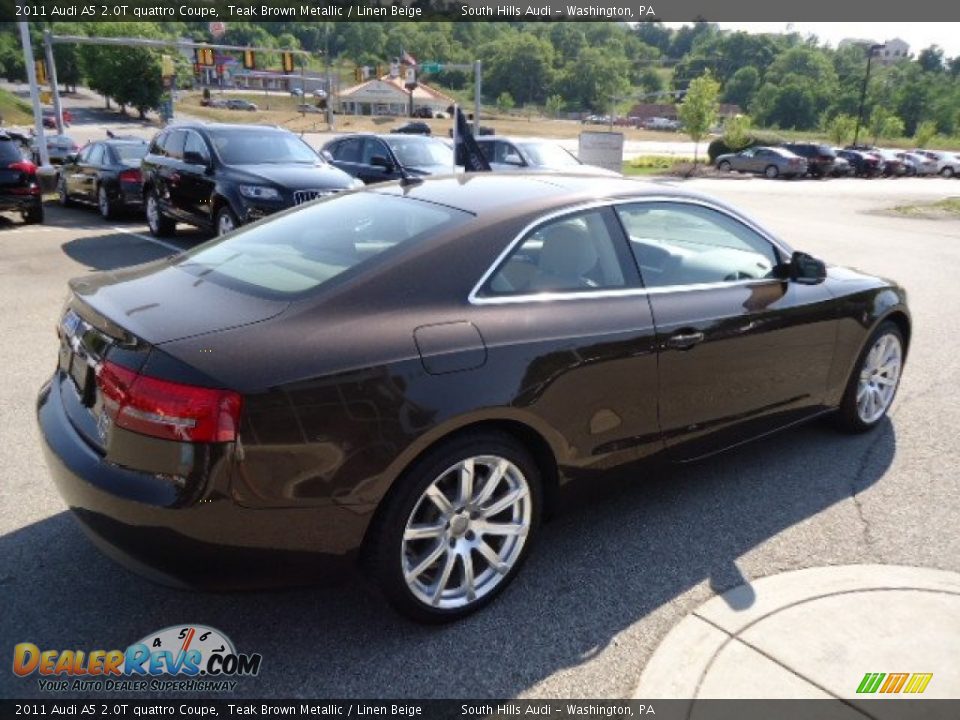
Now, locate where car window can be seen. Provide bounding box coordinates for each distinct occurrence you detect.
[184,131,210,163]
[477,140,495,162]
[331,138,360,163]
[149,132,168,157]
[164,131,186,160]
[0,139,26,163]
[175,193,470,298]
[86,144,104,166]
[481,209,629,296]
[208,129,317,165]
[385,137,453,168]
[75,144,92,164]
[616,202,779,289]
[361,137,389,165]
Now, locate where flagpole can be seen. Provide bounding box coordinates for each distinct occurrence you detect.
[452,103,458,174]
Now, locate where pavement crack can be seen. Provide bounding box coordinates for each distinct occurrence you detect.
[848,422,892,553]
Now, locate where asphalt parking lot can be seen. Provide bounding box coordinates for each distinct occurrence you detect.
[1,176,958,700]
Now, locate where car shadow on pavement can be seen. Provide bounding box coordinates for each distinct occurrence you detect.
[0,418,895,699]
[60,233,175,272]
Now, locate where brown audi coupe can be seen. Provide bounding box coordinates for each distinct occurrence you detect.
[38,174,909,622]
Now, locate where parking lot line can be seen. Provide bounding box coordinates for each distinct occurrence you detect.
[110,225,183,253]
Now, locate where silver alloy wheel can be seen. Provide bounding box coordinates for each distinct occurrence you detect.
[765,165,778,179]
[217,211,235,236]
[401,455,531,610]
[58,178,68,205]
[98,187,109,217]
[146,194,159,232]
[856,333,903,424]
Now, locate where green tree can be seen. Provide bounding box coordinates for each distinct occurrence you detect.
[869,108,904,144]
[638,67,664,95]
[496,91,515,114]
[558,46,631,112]
[825,113,857,146]
[78,23,167,117]
[723,114,752,150]
[913,119,937,147]
[545,94,564,118]
[481,32,555,106]
[677,71,720,164]
[918,45,944,73]
[723,66,759,108]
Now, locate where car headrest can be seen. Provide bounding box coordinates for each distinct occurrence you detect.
[538,223,597,279]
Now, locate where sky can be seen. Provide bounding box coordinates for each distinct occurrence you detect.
[665,22,960,59]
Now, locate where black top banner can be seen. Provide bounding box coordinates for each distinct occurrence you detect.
[3,0,960,22]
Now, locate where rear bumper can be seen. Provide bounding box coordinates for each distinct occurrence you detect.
[0,192,41,212]
[37,375,373,589]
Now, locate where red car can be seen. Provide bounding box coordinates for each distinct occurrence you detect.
[42,110,72,129]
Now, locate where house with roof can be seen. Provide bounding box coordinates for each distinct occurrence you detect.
[335,75,455,117]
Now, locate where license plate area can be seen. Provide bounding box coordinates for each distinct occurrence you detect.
[59,309,95,405]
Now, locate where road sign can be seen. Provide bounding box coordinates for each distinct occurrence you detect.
[419,62,443,74]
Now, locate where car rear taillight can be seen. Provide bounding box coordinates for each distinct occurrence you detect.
[8,160,36,174]
[119,168,141,183]
[96,360,242,443]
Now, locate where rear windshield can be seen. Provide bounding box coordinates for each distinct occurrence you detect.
[518,142,581,167]
[385,137,453,167]
[112,144,148,162]
[208,129,319,165]
[0,139,25,163]
[174,192,471,297]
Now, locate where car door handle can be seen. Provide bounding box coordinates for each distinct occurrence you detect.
[665,331,705,350]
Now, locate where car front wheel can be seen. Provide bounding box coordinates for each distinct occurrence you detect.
[764,165,779,179]
[836,321,905,433]
[216,206,239,236]
[366,432,542,622]
[718,160,732,172]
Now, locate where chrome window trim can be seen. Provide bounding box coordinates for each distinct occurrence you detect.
[467,195,792,306]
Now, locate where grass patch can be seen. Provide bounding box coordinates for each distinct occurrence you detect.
[890,197,960,218]
[623,155,680,176]
[0,88,34,126]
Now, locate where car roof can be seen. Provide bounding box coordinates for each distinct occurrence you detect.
[165,122,285,134]
[370,172,720,216]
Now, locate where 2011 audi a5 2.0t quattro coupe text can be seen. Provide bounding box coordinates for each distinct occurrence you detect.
[38,174,910,622]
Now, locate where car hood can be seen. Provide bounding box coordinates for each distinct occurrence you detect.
[68,259,289,346]
[826,264,895,292]
[407,163,464,175]
[229,163,356,189]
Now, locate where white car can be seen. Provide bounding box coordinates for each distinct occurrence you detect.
[896,152,938,176]
[475,136,621,176]
[911,150,960,177]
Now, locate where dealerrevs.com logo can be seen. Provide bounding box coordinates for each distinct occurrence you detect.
[12,625,262,693]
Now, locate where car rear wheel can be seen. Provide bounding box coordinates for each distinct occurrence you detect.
[942,167,955,178]
[22,203,43,224]
[836,321,904,433]
[718,160,732,172]
[145,191,175,236]
[216,206,238,236]
[764,165,779,179]
[98,185,117,220]
[366,431,542,622]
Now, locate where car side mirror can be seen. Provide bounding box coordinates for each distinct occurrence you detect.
[182,150,208,167]
[320,150,334,162]
[370,155,394,171]
[789,251,827,284]
[503,153,524,167]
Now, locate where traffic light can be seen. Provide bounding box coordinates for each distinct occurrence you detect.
[196,47,215,66]
[243,49,255,70]
[35,60,46,84]
[281,52,295,74]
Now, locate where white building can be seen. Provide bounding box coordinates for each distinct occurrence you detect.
[336,75,454,117]
[839,37,911,65]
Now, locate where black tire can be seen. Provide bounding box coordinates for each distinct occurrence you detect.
[364,431,542,623]
[22,203,43,224]
[764,164,779,179]
[215,205,239,237]
[717,160,732,172]
[835,321,905,433]
[145,189,175,237]
[941,167,954,178]
[58,176,73,207]
[97,184,118,220]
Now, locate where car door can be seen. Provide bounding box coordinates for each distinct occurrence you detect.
[614,200,838,461]
[157,130,189,221]
[360,137,401,183]
[64,144,92,198]
[179,130,216,228]
[732,148,754,172]
[471,206,664,469]
[327,137,365,181]
[78,144,104,202]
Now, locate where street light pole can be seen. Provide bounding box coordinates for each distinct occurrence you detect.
[18,22,49,167]
[853,43,884,148]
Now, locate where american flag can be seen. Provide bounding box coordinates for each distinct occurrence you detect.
[401,49,418,67]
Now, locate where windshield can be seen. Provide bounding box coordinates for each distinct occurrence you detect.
[518,142,581,168]
[384,137,453,168]
[112,144,148,162]
[209,129,320,165]
[174,192,471,297]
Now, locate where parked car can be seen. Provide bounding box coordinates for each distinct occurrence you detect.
[714,146,807,179]
[836,149,881,178]
[475,136,620,176]
[290,88,304,97]
[896,152,937,176]
[225,99,258,112]
[830,154,854,177]
[391,121,432,136]
[322,133,460,184]
[39,174,910,621]
[32,133,80,165]
[0,131,42,223]
[140,122,360,237]
[872,149,908,177]
[42,109,73,128]
[57,138,148,219]
[911,150,960,177]
[781,143,836,178]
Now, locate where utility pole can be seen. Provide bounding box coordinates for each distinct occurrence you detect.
[853,44,884,148]
[18,22,49,167]
[42,30,64,134]
[474,60,481,134]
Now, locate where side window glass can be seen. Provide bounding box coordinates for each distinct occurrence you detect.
[477,141,494,162]
[76,144,92,163]
[336,137,362,163]
[164,131,186,161]
[87,145,104,166]
[361,138,388,164]
[149,133,167,157]
[184,132,210,163]
[481,210,629,296]
[616,202,779,289]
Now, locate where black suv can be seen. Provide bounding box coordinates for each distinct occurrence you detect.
[141,123,359,237]
[0,131,43,224]
[782,143,836,178]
